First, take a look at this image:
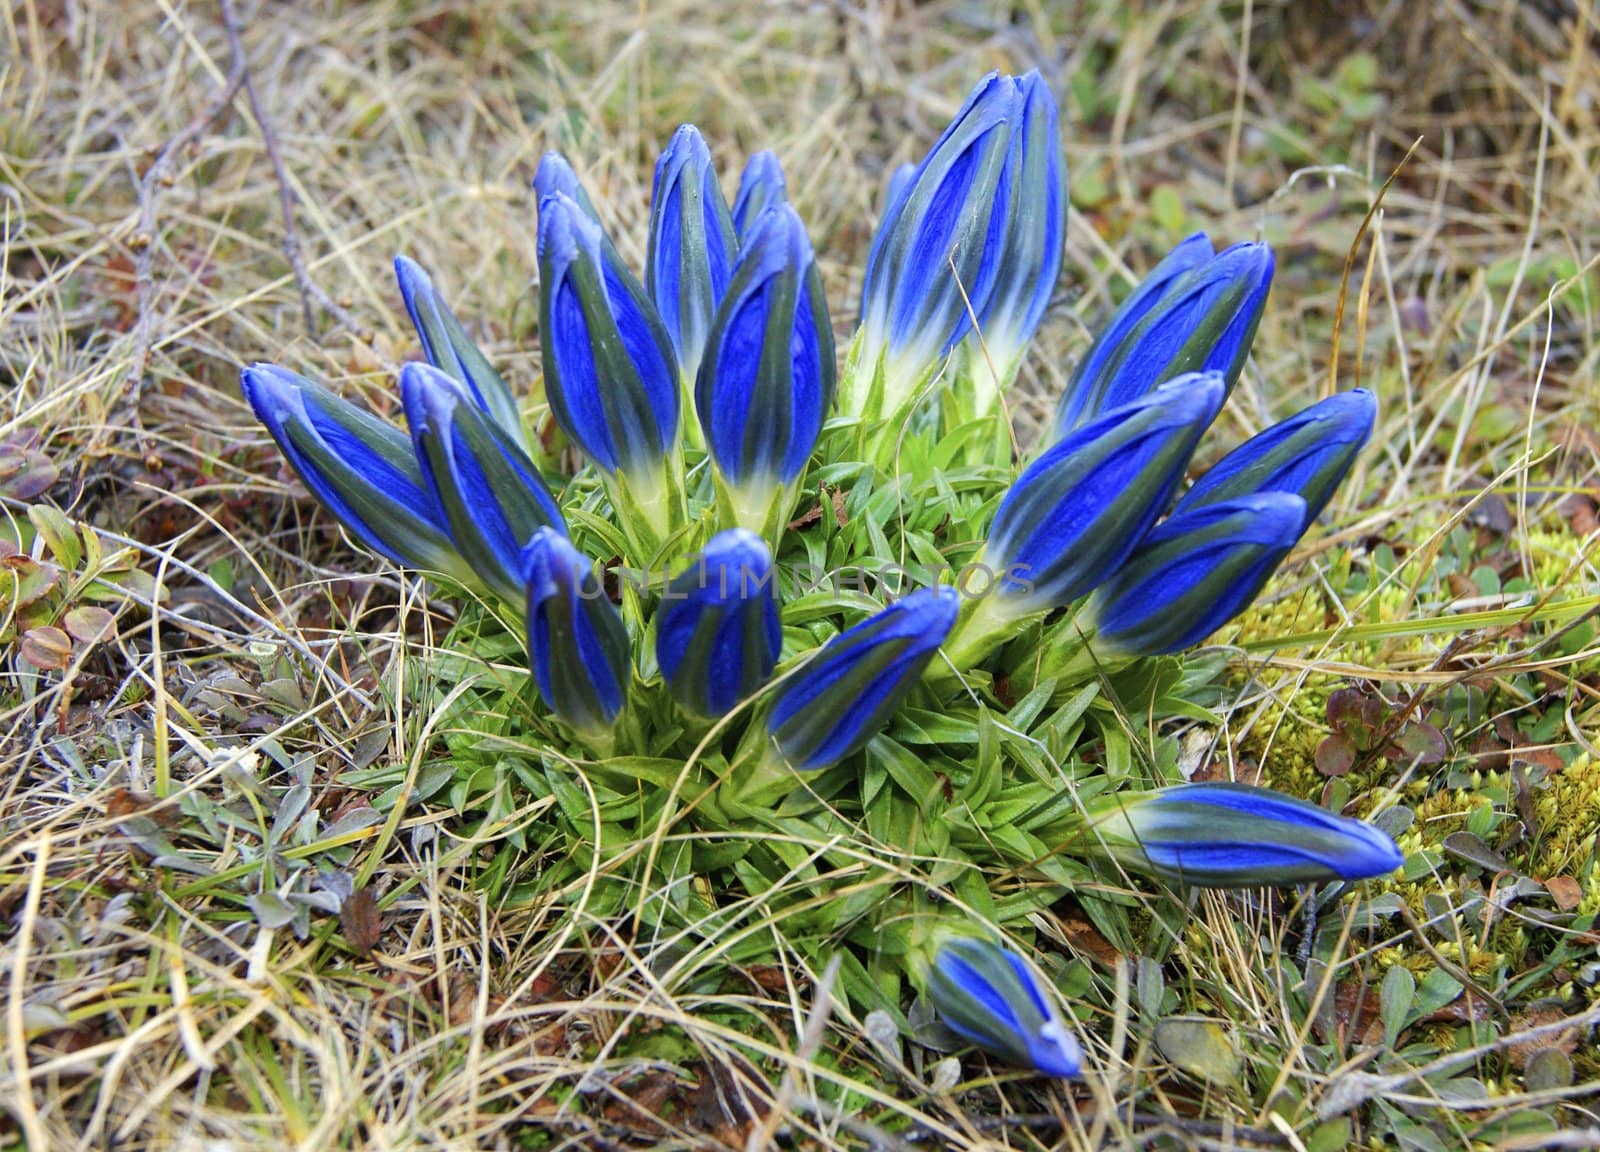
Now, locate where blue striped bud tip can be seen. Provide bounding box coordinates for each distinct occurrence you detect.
[524,527,631,735]
[647,124,739,384]
[767,586,959,771]
[655,530,781,717]
[1082,783,1404,888]
[927,936,1082,1078]
[1055,236,1274,434]
[982,373,1225,616]
[393,255,524,445]
[533,151,603,238]
[240,363,467,580]
[538,191,680,479]
[1175,389,1377,527]
[697,204,835,503]
[401,362,567,606]
[731,150,787,238]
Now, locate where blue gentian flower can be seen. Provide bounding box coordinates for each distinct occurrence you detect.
[1174,389,1377,526]
[655,529,781,717]
[646,124,739,384]
[981,373,1226,616]
[537,191,680,480]
[400,362,567,605]
[731,150,787,238]
[768,587,959,771]
[524,527,631,734]
[955,71,1066,411]
[240,363,469,582]
[1082,783,1405,887]
[1084,493,1306,656]
[852,71,1063,420]
[1055,236,1274,434]
[927,936,1082,1077]
[697,203,834,529]
[393,256,524,444]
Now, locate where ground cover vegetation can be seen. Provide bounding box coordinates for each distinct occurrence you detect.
[2,1,1598,1149]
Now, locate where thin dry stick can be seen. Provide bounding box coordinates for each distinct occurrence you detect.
[217,0,365,338]
[129,60,245,388]
[1325,137,1423,397]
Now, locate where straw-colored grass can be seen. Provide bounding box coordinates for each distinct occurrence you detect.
[3,1,1598,1148]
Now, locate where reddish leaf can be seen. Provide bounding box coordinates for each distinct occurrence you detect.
[19,626,72,671]
[0,448,59,500]
[1315,733,1357,777]
[64,606,116,644]
[1391,721,1448,765]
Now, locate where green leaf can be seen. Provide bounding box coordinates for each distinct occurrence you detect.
[1380,964,1415,1048]
[1155,1018,1240,1087]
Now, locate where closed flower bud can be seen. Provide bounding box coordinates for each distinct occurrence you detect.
[241,363,469,582]
[537,191,680,480]
[697,204,835,532]
[1055,237,1274,434]
[1083,493,1306,656]
[1080,783,1404,888]
[853,71,1062,420]
[981,374,1225,617]
[524,527,631,734]
[647,124,739,384]
[393,256,524,445]
[731,150,787,238]
[768,587,959,771]
[533,151,603,233]
[401,362,567,605]
[926,936,1082,1078]
[955,70,1065,413]
[1174,389,1377,526]
[655,530,781,717]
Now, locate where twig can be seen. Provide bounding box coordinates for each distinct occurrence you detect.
[128,57,245,390]
[747,955,841,1152]
[1317,1000,1600,1119]
[217,0,365,338]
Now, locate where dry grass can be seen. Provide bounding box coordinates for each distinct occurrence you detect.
[3,0,1599,1148]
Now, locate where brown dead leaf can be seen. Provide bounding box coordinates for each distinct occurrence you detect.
[1319,980,1383,1047]
[830,486,848,528]
[1511,747,1564,777]
[600,1069,680,1137]
[1559,494,1598,536]
[1192,757,1263,786]
[686,1059,766,1149]
[745,965,794,994]
[1543,876,1582,912]
[340,888,383,956]
[1061,915,1124,967]
[1419,993,1494,1026]
[1505,1004,1583,1070]
[106,787,179,828]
